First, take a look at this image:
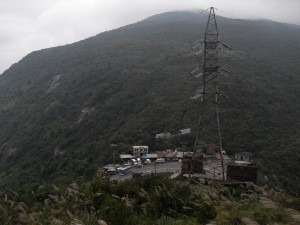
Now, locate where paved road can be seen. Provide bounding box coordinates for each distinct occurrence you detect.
[203,159,227,180]
[110,161,181,182]
[109,160,229,182]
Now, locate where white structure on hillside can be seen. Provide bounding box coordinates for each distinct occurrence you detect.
[155,128,191,139]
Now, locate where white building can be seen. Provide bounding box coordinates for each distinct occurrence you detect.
[234,152,253,162]
[133,146,149,157]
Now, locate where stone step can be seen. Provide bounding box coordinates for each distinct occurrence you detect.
[242,218,259,225]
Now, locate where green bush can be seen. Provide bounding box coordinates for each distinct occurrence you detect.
[250,208,290,225]
[194,202,217,224]
[216,204,243,225]
[252,210,269,225]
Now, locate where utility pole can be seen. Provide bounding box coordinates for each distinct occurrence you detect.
[189,7,230,184]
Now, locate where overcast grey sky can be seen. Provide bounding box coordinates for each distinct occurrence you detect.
[0,0,299,74]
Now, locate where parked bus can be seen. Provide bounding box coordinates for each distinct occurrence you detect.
[119,166,131,176]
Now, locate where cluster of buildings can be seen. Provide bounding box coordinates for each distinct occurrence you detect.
[100,144,257,184]
[119,146,189,163]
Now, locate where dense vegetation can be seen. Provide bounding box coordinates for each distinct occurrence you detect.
[1,175,298,225]
[0,11,299,193]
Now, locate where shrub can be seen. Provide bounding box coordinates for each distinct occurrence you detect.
[194,202,217,224]
[216,204,243,225]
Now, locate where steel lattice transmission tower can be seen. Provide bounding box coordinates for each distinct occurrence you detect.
[189,7,230,184]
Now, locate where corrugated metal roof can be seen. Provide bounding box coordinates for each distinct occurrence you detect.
[147,153,158,158]
[234,152,253,156]
[157,151,176,158]
[119,154,133,159]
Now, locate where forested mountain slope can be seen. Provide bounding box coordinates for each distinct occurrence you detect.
[0,11,299,192]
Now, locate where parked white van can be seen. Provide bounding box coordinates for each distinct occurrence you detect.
[155,158,165,163]
[144,159,151,164]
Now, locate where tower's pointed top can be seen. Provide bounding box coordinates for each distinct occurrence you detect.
[206,7,218,35]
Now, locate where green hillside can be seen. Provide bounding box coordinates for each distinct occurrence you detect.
[0,11,299,192]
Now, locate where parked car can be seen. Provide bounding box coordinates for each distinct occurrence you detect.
[155,158,165,163]
[144,159,151,164]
